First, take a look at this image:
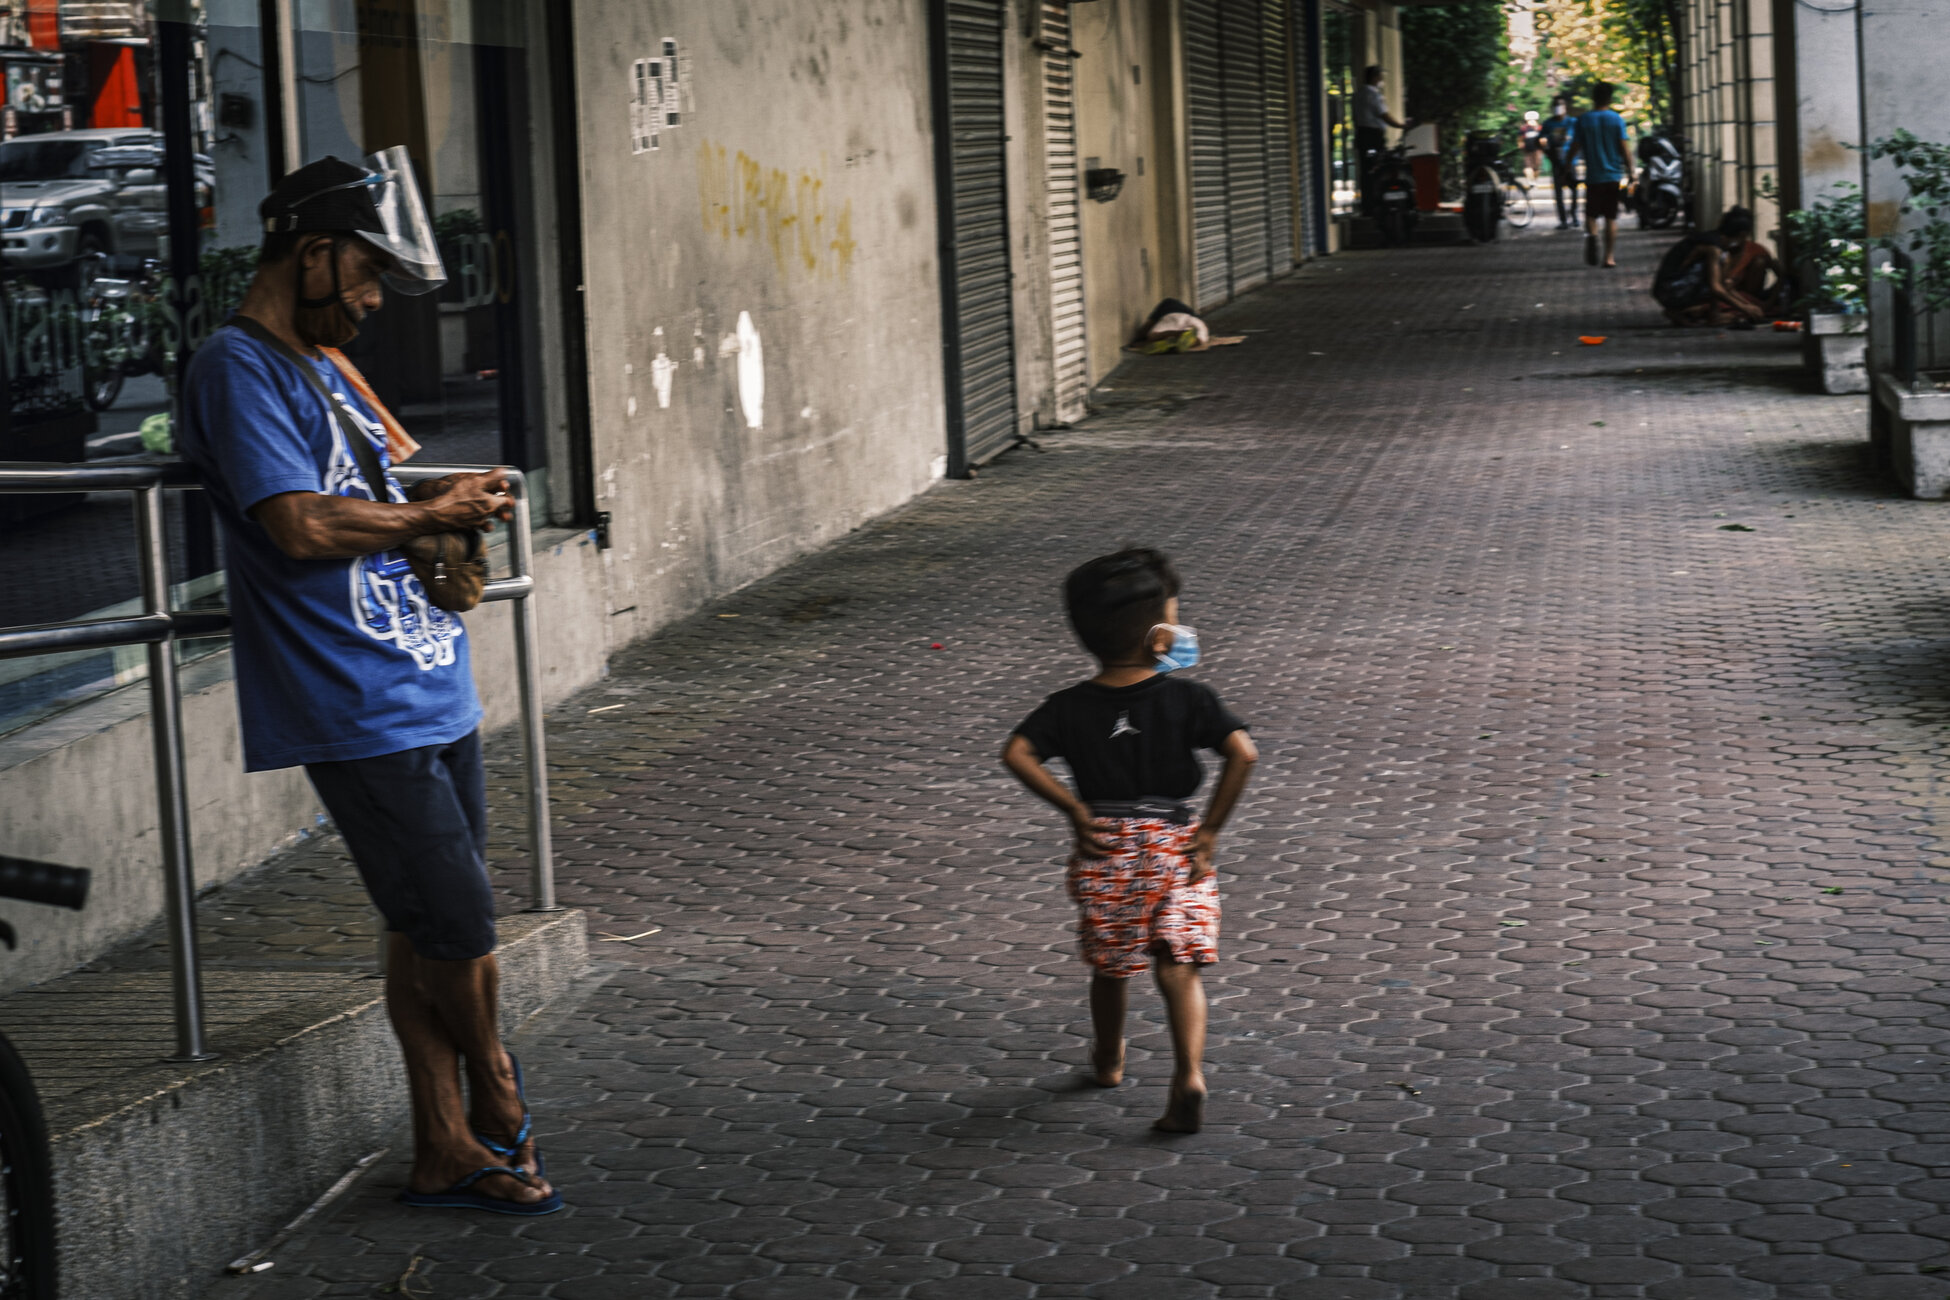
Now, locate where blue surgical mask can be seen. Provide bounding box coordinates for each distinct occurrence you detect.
[1153,624,1200,674]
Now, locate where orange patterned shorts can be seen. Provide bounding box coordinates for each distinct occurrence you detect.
[1067,817,1220,977]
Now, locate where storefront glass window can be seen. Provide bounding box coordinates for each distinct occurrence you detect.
[1323,9,1356,217]
[0,0,574,739]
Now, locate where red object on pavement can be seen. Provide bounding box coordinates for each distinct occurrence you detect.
[1411,155,1442,212]
[1772,320,1802,332]
[1578,336,1607,346]
[930,643,944,650]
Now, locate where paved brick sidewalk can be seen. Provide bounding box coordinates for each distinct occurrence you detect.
[214,226,1950,1300]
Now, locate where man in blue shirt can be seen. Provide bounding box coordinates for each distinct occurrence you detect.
[179,157,559,1216]
[1568,82,1633,268]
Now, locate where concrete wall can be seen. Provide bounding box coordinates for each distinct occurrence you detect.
[1680,0,1780,240]
[569,0,946,642]
[1858,0,1950,378]
[1774,0,1858,220]
[1074,0,1171,383]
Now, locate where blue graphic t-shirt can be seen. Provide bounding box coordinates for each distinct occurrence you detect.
[1576,108,1629,184]
[180,324,481,771]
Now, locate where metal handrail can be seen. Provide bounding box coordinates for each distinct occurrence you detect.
[0,459,559,1063]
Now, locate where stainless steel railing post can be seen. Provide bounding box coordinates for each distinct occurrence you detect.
[135,479,216,1062]
[506,472,559,913]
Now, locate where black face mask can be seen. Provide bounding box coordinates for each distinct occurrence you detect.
[292,237,363,349]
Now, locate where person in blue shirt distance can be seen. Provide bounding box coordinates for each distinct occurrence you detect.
[178,157,560,1216]
[1567,82,1634,268]
[1542,98,1580,229]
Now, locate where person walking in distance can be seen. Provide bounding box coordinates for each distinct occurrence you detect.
[1002,550,1258,1134]
[1353,64,1408,214]
[1568,82,1633,268]
[177,156,560,1215]
[1543,98,1580,228]
[1519,110,1545,181]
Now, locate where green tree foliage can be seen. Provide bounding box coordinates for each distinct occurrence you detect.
[1402,0,1519,192]
[1536,0,1681,126]
[1402,0,1512,145]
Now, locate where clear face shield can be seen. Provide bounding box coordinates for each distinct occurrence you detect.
[355,146,447,296]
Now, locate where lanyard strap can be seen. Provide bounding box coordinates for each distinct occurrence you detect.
[230,315,394,506]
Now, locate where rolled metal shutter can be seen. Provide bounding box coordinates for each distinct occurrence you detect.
[1262,0,1296,275]
[931,0,1020,472]
[1183,0,1231,311]
[1221,0,1269,295]
[1042,1,1089,424]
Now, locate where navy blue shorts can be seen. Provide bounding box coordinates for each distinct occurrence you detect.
[304,731,495,961]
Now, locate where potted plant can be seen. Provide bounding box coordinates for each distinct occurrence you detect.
[1782,181,1868,393]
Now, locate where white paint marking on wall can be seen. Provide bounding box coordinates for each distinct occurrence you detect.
[800,406,814,420]
[718,333,740,359]
[627,395,638,418]
[931,455,949,480]
[736,311,764,429]
[650,327,677,409]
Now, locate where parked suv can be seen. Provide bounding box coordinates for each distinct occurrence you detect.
[0,129,211,284]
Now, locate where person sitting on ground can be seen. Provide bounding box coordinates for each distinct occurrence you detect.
[1651,208,1772,327]
[1001,549,1257,1135]
[1716,205,1789,318]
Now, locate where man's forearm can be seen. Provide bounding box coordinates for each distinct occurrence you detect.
[278,495,448,559]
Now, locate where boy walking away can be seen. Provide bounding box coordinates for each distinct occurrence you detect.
[1569,82,1633,268]
[1002,550,1257,1134]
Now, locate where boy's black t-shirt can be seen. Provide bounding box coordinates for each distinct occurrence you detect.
[1014,675,1248,804]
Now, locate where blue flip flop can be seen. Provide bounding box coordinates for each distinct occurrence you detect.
[474,1053,540,1173]
[398,1163,564,1216]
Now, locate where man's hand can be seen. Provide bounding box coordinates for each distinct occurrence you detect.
[1070,811,1119,860]
[1187,826,1219,884]
[252,467,512,561]
[415,468,514,533]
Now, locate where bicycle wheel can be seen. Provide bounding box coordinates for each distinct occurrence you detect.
[0,1035,54,1300]
[1503,182,1534,229]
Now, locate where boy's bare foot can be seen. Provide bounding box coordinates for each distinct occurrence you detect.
[1090,1039,1126,1087]
[1153,1080,1206,1133]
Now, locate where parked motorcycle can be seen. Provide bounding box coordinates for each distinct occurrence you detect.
[81,257,167,413]
[1634,129,1685,230]
[1367,143,1420,248]
[0,856,91,1300]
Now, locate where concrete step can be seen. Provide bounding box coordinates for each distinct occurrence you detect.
[0,835,587,1300]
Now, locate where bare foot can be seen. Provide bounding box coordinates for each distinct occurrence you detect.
[408,1138,553,1203]
[1153,1079,1207,1133]
[1090,1039,1126,1087]
[467,1053,541,1179]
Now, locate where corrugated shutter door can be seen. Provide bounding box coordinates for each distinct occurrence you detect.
[1221,0,1269,295]
[1042,1,1089,424]
[1183,0,1231,311]
[1262,0,1295,274]
[940,0,1020,467]
[1290,0,1318,257]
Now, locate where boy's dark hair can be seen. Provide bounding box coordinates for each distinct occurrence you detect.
[1363,64,1383,84]
[1591,81,1615,108]
[1065,549,1181,663]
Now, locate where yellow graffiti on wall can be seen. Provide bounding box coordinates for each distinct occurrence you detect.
[697,140,857,280]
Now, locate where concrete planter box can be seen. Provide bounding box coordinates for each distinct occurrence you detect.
[1805,313,1868,393]
[1873,370,1950,497]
